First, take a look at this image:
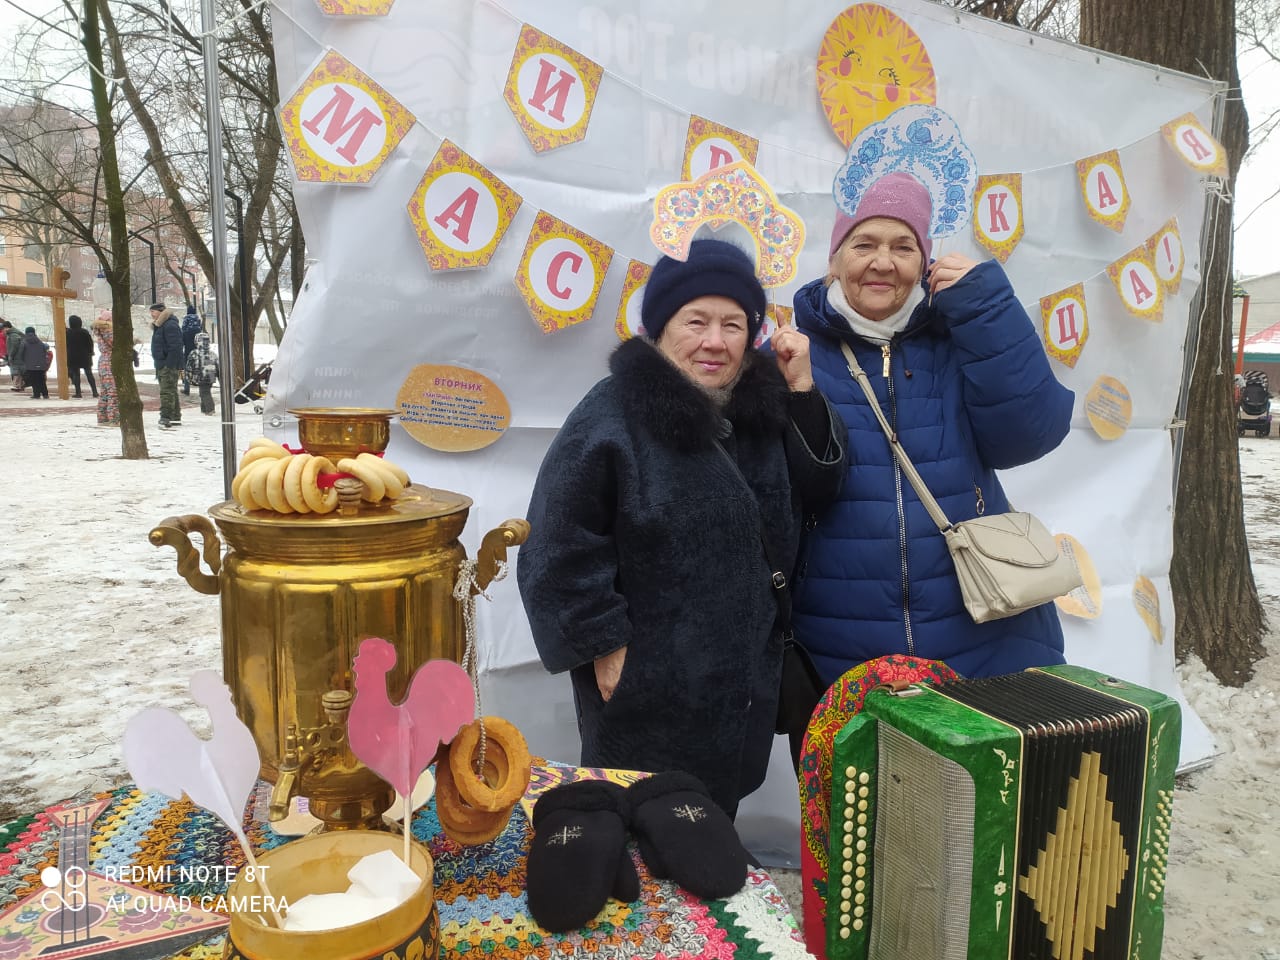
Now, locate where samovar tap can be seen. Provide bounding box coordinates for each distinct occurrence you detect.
[269,724,302,821]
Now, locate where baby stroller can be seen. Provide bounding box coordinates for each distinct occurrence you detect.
[1237,370,1272,438]
[234,361,272,415]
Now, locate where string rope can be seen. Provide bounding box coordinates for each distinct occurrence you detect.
[452,556,509,781]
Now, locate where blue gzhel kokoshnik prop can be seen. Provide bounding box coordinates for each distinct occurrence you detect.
[832,104,978,238]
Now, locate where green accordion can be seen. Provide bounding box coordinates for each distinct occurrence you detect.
[827,665,1180,960]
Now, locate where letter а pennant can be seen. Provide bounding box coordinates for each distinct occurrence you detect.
[408,140,522,270]
[1106,244,1165,322]
[504,25,603,153]
[515,212,614,333]
[278,49,415,185]
[1075,149,1131,233]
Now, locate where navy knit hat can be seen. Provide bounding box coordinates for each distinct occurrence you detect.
[641,239,767,343]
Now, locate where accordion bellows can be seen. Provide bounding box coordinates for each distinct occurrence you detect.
[827,665,1180,960]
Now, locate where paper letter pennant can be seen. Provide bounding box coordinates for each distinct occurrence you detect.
[1161,113,1228,178]
[651,160,805,288]
[408,140,522,270]
[973,174,1024,263]
[503,25,603,153]
[516,212,614,333]
[1147,218,1185,295]
[1106,244,1164,322]
[815,3,937,147]
[682,116,760,182]
[278,50,415,184]
[315,0,396,14]
[1040,283,1089,368]
[615,259,652,341]
[1075,149,1131,233]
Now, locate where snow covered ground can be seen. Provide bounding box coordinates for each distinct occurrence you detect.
[0,384,1276,957]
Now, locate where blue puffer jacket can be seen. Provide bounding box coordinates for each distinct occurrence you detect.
[792,260,1075,686]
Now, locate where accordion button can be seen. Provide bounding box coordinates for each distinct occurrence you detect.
[856,865,866,877]
[859,772,870,784]
[845,791,856,804]
[855,880,865,892]
[845,766,857,778]
[841,913,850,924]
[855,892,865,904]
[857,826,867,838]
[840,929,851,940]
[857,839,867,851]
[854,905,864,918]
[859,785,870,798]
[853,919,864,931]
[858,813,867,825]
[844,807,855,821]
[844,858,854,871]
[841,899,851,911]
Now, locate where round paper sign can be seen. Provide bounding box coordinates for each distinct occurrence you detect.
[1085,375,1133,440]
[1133,575,1164,644]
[1054,534,1102,619]
[397,364,511,453]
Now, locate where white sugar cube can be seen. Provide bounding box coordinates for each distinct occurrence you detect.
[281,890,398,932]
[346,849,421,904]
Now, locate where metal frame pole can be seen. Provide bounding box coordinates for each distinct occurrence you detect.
[201,0,238,500]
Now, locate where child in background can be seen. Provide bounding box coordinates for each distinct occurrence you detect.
[185,332,218,415]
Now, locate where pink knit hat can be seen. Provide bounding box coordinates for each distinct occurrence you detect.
[829,172,933,263]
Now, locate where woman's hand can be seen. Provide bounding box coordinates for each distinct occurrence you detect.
[594,646,627,701]
[926,253,979,298]
[771,326,815,393]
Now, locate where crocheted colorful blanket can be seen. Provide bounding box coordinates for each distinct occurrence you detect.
[0,772,811,960]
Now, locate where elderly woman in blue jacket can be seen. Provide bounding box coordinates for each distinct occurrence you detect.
[519,238,847,818]
[791,172,1075,686]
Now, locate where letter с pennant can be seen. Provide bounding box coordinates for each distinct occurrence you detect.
[1106,245,1165,323]
[408,140,523,270]
[279,49,415,184]
[514,212,614,334]
[1039,283,1089,369]
[503,25,603,153]
[682,116,760,183]
[1075,149,1131,233]
[1161,113,1228,178]
[972,173,1024,263]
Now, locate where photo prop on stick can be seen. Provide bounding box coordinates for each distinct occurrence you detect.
[1075,149,1131,233]
[408,140,522,271]
[503,24,603,153]
[278,49,415,185]
[650,160,805,288]
[833,104,977,241]
[123,671,283,925]
[1161,113,1228,178]
[681,116,759,182]
[815,4,937,147]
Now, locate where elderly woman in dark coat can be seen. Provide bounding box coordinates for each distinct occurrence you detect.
[518,238,847,817]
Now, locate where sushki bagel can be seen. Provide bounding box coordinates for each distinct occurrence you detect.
[229,438,413,513]
[449,717,532,814]
[434,745,514,845]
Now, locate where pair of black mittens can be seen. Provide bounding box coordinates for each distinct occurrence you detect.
[526,780,638,932]
[627,771,749,900]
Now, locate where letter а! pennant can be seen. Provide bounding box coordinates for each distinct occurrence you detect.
[503,25,603,153]
[516,212,614,333]
[278,49,415,185]
[1075,149,1131,233]
[1040,283,1089,368]
[1161,113,1228,178]
[408,140,522,270]
[1147,218,1185,295]
[1107,245,1164,322]
[972,173,1024,263]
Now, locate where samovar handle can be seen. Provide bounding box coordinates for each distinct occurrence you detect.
[149,514,222,596]
[473,518,530,594]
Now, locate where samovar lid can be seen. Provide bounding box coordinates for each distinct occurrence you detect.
[208,484,472,528]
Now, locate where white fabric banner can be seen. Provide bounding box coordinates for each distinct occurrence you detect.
[265,0,1220,861]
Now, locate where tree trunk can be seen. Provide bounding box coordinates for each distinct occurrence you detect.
[1080,0,1265,683]
[83,0,148,459]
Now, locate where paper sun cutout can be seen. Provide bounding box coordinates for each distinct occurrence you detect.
[650,160,806,288]
[833,104,977,239]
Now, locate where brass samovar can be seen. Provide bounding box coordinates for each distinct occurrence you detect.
[150,408,527,832]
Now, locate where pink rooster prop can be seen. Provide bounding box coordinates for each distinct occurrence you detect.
[348,637,475,863]
[122,671,283,925]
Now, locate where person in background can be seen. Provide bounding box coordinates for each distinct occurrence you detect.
[93,310,118,426]
[180,304,202,395]
[19,326,51,399]
[65,314,97,399]
[150,302,184,428]
[518,238,847,819]
[790,171,1075,687]
[184,331,218,415]
[5,320,25,391]
[0,319,7,369]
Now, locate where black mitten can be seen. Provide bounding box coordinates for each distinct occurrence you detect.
[526,780,637,932]
[625,771,749,900]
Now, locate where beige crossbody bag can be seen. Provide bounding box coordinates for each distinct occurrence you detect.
[840,341,1082,623]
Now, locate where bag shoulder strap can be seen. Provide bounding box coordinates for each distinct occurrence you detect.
[838,340,953,533]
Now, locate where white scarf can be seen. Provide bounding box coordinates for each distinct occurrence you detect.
[826,281,925,343]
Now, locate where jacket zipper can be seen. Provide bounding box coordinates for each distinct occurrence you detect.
[881,342,915,656]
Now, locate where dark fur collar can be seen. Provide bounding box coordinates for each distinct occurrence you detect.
[608,337,789,452]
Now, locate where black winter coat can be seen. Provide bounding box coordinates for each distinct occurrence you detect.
[517,338,847,816]
[66,326,94,367]
[151,314,184,370]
